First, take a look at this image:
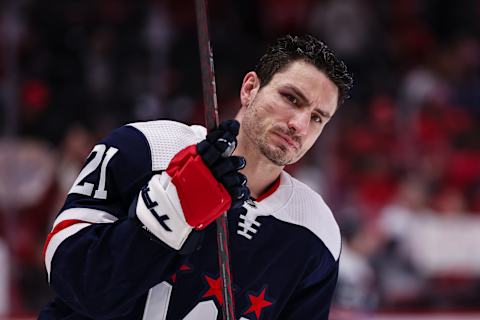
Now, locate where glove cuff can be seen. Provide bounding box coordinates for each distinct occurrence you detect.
[135,174,193,250]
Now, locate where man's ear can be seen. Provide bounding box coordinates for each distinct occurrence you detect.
[240,72,260,108]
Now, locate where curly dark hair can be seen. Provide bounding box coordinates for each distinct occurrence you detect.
[255,35,353,106]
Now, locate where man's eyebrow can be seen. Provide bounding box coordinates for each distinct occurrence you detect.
[286,85,332,118]
[285,85,311,105]
[316,108,332,119]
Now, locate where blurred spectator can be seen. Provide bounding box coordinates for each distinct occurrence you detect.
[55,125,96,202]
[0,139,56,314]
[376,177,429,308]
[379,177,429,244]
[308,0,373,60]
[336,209,380,310]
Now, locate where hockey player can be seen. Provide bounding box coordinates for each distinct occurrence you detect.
[40,34,353,319]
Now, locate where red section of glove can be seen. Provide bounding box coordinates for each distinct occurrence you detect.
[166,145,232,230]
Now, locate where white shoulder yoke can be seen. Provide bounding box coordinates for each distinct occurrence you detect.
[271,172,341,261]
[128,120,206,171]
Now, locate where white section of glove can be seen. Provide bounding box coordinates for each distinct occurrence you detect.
[135,173,193,250]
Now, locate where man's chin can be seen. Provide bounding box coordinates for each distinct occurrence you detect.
[263,147,296,166]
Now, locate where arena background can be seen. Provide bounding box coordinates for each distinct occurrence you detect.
[0,0,479,319]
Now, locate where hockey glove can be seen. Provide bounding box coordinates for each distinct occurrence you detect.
[133,119,249,250]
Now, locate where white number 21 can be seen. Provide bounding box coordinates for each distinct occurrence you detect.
[69,144,118,199]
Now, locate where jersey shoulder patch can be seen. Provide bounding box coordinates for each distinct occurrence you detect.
[272,172,341,261]
[128,120,206,171]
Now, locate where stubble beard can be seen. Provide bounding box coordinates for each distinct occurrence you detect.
[258,138,293,166]
[242,107,297,167]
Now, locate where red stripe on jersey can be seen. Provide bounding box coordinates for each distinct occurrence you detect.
[43,219,89,257]
[256,177,281,202]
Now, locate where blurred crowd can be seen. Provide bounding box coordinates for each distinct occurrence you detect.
[0,0,479,317]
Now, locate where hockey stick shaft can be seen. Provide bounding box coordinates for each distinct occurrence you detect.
[195,0,219,131]
[194,0,236,319]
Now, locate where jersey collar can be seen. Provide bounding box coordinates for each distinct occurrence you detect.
[248,171,293,216]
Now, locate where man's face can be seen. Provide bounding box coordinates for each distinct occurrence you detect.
[239,60,339,166]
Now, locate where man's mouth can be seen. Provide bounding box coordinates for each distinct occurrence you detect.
[272,131,300,150]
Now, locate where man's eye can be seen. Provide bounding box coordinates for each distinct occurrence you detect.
[284,93,298,105]
[312,114,322,123]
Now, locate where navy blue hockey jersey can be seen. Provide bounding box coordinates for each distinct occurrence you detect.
[40,120,341,320]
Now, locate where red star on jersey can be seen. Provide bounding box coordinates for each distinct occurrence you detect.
[170,264,191,283]
[202,275,223,305]
[244,288,272,319]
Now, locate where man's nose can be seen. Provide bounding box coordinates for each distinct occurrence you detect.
[287,110,310,136]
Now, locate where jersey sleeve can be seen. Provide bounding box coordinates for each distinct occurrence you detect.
[43,121,204,319]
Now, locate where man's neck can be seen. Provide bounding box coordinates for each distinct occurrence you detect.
[234,138,283,200]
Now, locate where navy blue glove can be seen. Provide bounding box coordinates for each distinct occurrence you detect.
[197,119,250,209]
